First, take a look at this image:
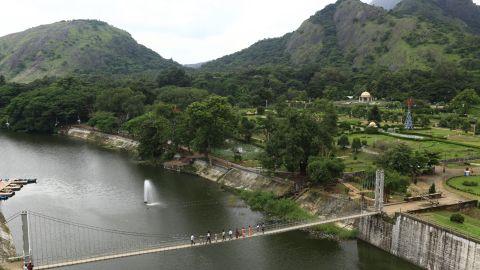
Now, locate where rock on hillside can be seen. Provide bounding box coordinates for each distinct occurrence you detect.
[0,20,179,82]
[370,0,402,10]
[202,0,480,72]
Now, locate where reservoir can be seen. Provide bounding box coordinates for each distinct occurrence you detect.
[0,132,419,270]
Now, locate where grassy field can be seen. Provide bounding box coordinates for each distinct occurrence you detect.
[212,139,263,167]
[348,133,477,159]
[337,149,376,172]
[447,176,480,196]
[406,128,480,147]
[418,209,480,240]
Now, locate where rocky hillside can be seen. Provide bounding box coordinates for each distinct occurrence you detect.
[0,20,179,82]
[370,0,402,10]
[202,0,480,72]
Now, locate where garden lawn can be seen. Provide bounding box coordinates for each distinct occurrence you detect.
[418,210,480,240]
[337,149,376,172]
[348,134,477,159]
[406,127,480,148]
[212,139,263,167]
[447,176,480,196]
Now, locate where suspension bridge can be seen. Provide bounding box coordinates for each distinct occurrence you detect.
[4,171,385,269]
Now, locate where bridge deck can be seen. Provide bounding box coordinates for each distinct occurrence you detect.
[36,211,379,270]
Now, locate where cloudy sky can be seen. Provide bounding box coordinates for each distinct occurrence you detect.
[1,0,479,64]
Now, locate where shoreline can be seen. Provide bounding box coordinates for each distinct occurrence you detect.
[61,126,358,240]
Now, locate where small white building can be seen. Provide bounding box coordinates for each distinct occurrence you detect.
[359,91,374,103]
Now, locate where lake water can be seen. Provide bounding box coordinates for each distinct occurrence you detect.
[0,132,419,270]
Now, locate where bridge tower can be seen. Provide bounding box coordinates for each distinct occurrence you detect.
[21,211,32,265]
[374,169,385,212]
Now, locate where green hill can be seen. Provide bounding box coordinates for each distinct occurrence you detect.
[0,20,179,82]
[201,0,480,72]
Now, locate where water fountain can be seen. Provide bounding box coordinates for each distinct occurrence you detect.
[144,179,160,206]
[144,179,152,204]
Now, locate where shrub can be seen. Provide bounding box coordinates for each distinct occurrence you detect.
[429,183,436,194]
[450,213,465,224]
[462,180,479,187]
[365,126,379,134]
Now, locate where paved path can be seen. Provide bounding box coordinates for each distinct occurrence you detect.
[383,166,474,215]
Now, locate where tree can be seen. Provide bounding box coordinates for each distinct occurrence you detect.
[156,67,191,88]
[262,110,334,174]
[450,88,480,115]
[337,134,350,149]
[384,170,409,197]
[88,111,119,133]
[0,74,5,85]
[368,105,382,124]
[239,117,256,142]
[378,143,440,179]
[378,143,414,175]
[418,115,431,128]
[307,156,345,185]
[429,183,436,194]
[156,86,209,109]
[136,113,173,160]
[95,88,145,122]
[186,96,236,159]
[351,138,362,153]
[461,119,471,133]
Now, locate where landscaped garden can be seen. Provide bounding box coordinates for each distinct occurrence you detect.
[447,176,480,196]
[418,209,480,240]
[348,133,477,160]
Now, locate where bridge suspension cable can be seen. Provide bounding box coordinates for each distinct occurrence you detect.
[3,170,384,269]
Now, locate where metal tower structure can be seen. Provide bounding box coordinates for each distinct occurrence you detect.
[404,98,414,130]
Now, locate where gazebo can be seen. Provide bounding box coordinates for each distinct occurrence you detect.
[359,91,373,103]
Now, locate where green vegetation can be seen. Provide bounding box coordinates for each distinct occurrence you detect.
[238,191,312,221]
[447,176,480,196]
[0,20,178,82]
[377,143,440,179]
[450,213,465,224]
[312,223,358,240]
[307,157,345,185]
[419,209,480,240]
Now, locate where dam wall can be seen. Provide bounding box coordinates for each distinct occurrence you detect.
[358,211,480,270]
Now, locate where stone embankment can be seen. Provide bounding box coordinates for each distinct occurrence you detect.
[193,160,293,197]
[0,213,17,267]
[359,203,480,270]
[63,126,139,151]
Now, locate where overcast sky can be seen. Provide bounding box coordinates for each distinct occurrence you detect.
[1,0,479,64]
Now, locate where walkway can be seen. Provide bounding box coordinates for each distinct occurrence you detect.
[32,212,378,269]
[383,166,473,215]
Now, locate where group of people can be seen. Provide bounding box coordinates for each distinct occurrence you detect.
[23,261,34,270]
[190,223,266,245]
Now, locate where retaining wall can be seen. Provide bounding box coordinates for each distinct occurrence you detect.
[358,211,480,270]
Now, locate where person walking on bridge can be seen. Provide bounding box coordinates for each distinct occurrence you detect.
[261,223,265,234]
[248,225,253,237]
[190,234,195,245]
[228,229,233,240]
[235,228,240,239]
[241,227,246,238]
[222,229,226,241]
[206,231,212,244]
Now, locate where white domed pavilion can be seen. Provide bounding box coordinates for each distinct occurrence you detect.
[359,91,373,103]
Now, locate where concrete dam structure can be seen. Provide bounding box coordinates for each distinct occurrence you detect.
[358,213,480,270]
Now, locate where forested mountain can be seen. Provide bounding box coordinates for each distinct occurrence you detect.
[0,20,179,82]
[202,0,480,72]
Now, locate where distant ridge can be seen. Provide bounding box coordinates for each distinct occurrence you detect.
[0,20,179,82]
